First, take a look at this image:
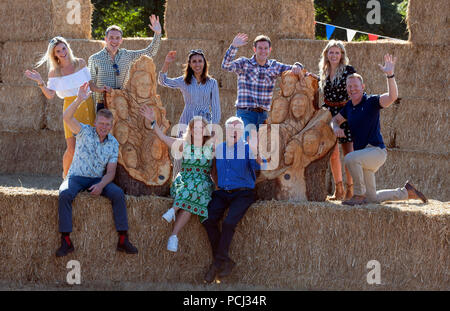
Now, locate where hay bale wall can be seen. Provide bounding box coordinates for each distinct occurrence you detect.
[0,188,448,290]
[407,0,449,46]
[0,0,92,42]
[164,0,315,42]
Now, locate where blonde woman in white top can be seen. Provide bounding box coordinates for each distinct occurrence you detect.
[25,37,109,178]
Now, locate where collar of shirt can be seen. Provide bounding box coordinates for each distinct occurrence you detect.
[101,47,123,63]
[249,55,272,68]
[350,93,368,107]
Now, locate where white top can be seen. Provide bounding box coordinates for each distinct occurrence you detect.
[47,67,91,99]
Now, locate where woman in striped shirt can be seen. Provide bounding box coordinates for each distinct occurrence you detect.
[158,49,221,177]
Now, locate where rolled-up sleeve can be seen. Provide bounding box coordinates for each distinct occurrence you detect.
[125,33,162,60]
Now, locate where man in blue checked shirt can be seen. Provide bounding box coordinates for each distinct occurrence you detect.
[202,116,266,283]
[222,33,305,133]
[56,83,138,257]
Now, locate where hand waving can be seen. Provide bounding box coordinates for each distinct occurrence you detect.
[77,82,91,101]
[24,69,44,84]
[165,51,177,63]
[231,33,248,48]
[378,54,397,76]
[148,15,161,35]
[140,105,155,122]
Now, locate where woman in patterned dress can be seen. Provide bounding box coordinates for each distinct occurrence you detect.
[318,40,356,200]
[140,106,215,253]
[158,49,221,178]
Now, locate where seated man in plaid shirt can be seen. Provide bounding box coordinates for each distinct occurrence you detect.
[88,15,162,110]
[222,33,305,134]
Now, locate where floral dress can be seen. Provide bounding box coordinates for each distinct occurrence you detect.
[170,143,214,223]
[323,65,356,144]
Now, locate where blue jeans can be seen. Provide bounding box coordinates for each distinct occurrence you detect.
[236,108,268,139]
[202,189,256,266]
[58,176,129,233]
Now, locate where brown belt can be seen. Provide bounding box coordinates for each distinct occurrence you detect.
[238,107,267,113]
[219,187,253,193]
[324,99,347,108]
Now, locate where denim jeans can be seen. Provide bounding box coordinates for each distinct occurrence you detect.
[236,108,268,139]
[58,176,129,232]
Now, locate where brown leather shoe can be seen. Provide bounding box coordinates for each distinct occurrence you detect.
[345,183,354,200]
[342,195,367,206]
[405,181,428,203]
[218,259,236,278]
[204,263,221,283]
[329,181,345,200]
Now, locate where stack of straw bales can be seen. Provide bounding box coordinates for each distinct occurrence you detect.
[407,0,449,46]
[164,0,315,42]
[0,187,448,290]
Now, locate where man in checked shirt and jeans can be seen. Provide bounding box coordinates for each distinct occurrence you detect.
[88,15,162,110]
[222,33,305,135]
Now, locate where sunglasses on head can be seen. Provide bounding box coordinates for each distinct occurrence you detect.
[189,49,204,56]
[112,63,120,76]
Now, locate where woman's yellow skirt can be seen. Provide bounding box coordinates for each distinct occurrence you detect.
[63,96,96,138]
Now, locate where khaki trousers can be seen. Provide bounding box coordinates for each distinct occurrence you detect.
[344,146,408,203]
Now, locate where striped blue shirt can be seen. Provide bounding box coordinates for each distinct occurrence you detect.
[158,72,221,126]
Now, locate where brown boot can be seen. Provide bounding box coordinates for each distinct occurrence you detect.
[345,183,354,200]
[405,181,428,203]
[330,181,345,200]
[342,195,367,206]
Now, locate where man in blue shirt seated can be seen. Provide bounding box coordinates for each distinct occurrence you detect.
[331,54,427,206]
[56,82,138,257]
[202,116,266,283]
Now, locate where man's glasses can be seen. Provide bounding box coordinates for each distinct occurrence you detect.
[112,63,120,76]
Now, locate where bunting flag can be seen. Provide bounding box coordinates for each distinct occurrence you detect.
[326,24,336,40]
[315,21,401,42]
[368,34,379,41]
[346,29,357,42]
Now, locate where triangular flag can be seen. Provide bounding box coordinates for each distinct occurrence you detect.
[368,34,379,41]
[346,29,357,42]
[326,25,336,40]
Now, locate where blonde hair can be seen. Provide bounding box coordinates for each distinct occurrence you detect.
[35,36,78,75]
[318,40,349,90]
[182,116,212,146]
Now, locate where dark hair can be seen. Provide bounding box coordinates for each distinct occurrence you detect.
[253,35,272,48]
[96,108,114,120]
[183,50,209,85]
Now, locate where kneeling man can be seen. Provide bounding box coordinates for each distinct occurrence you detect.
[56,82,138,257]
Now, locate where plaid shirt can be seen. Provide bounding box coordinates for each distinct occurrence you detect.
[222,45,303,111]
[88,33,162,104]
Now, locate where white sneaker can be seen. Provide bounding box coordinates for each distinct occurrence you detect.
[162,208,176,223]
[167,235,178,252]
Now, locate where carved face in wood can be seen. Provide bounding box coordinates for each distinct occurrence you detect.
[132,71,152,98]
[281,71,299,97]
[291,93,308,119]
[271,97,290,123]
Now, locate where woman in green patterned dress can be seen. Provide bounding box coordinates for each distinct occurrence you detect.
[140,106,215,252]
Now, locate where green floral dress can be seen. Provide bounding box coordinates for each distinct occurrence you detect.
[170,143,214,223]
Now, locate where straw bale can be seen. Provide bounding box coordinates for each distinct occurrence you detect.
[0,85,46,132]
[376,149,449,202]
[380,99,449,154]
[0,131,65,175]
[0,0,92,42]
[0,187,448,290]
[164,0,315,42]
[407,0,449,46]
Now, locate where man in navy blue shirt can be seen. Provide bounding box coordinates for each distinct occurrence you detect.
[202,116,265,283]
[331,54,427,206]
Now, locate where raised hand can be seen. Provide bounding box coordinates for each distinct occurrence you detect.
[231,33,248,48]
[378,54,397,76]
[165,51,177,63]
[77,82,91,101]
[140,105,155,122]
[148,15,161,35]
[24,69,44,84]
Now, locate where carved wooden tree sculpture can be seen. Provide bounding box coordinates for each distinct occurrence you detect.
[106,55,172,196]
[256,69,336,201]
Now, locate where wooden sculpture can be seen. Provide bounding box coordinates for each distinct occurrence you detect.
[106,55,172,195]
[256,69,336,201]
